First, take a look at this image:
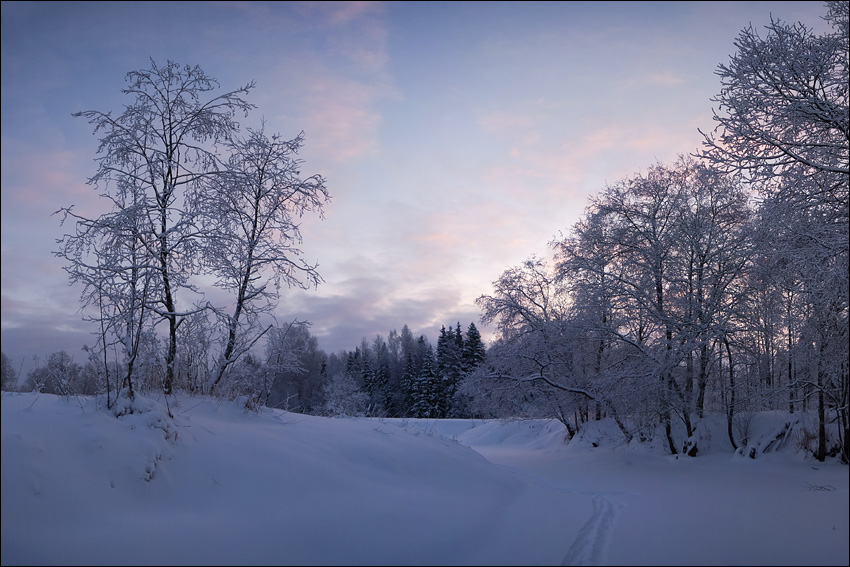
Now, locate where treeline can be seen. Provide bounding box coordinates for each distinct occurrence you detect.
[318,322,486,418]
[0,321,488,420]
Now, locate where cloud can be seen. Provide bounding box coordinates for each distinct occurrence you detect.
[644,70,687,87]
[1,142,93,213]
[297,77,387,164]
[294,1,384,27]
[478,110,542,140]
[279,250,493,353]
[225,3,398,170]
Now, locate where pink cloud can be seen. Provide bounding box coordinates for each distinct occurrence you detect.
[644,70,686,86]
[478,111,540,136]
[242,3,395,169]
[298,76,385,163]
[295,1,384,27]
[1,142,93,215]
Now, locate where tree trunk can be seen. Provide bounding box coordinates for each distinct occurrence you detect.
[724,337,737,450]
[816,342,826,461]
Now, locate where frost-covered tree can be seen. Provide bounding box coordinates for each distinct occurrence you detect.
[667,158,753,420]
[749,180,849,461]
[474,255,595,427]
[477,255,567,341]
[699,1,848,462]
[265,321,324,412]
[174,310,215,394]
[457,337,561,421]
[699,1,848,182]
[567,158,753,454]
[57,59,255,397]
[322,370,370,417]
[552,205,625,424]
[1,351,18,391]
[201,123,329,393]
[55,171,157,404]
[24,351,85,396]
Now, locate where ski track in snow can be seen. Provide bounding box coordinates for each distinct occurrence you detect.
[490,464,625,566]
[561,492,621,566]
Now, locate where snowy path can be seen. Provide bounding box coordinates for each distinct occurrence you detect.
[427,420,630,566]
[466,454,626,566]
[463,437,849,567]
[561,493,621,566]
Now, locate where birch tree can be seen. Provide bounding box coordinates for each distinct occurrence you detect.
[56,170,159,403]
[699,1,848,182]
[554,158,752,454]
[475,255,597,431]
[60,59,255,396]
[700,1,848,461]
[201,124,329,393]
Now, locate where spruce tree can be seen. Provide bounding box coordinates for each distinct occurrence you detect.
[463,322,486,373]
[400,352,417,417]
[411,346,439,418]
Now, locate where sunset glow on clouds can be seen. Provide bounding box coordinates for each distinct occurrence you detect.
[1,1,830,373]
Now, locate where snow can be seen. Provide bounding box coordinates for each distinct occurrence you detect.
[2,392,847,566]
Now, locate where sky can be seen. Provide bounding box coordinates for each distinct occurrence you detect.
[0,1,834,377]
[1,391,848,566]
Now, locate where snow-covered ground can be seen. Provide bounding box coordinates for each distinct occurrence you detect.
[2,391,847,566]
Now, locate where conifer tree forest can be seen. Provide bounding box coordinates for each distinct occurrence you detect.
[1,2,846,462]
